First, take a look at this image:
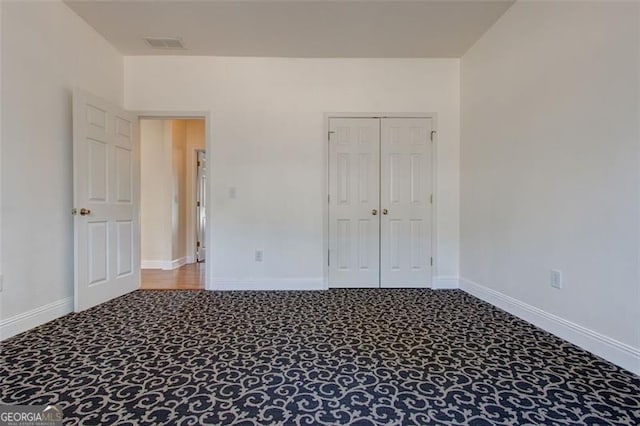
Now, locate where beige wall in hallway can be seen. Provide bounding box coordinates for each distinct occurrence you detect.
[171,120,188,261]
[140,120,173,263]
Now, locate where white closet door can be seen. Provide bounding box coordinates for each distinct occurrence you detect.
[328,118,380,288]
[380,118,433,288]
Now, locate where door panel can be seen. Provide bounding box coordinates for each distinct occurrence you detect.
[87,221,108,285]
[116,220,134,276]
[74,89,140,311]
[380,118,433,288]
[328,118,380,288]
[115,147,133,202]
[87,139,108,202]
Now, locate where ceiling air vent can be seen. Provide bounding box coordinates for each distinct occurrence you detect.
[143,37,186,50]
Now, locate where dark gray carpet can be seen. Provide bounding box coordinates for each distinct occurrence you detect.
[1,289,639,425]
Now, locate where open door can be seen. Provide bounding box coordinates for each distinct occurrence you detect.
[196,150,207,262]
[73,88,140,312]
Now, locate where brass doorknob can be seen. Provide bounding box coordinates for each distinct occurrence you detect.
[383,208,389,215]
[372,209,378,216]
[80,208,91,216]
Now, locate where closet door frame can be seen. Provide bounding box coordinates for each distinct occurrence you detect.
[323,112,438,289]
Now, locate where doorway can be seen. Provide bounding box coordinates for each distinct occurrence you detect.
[327,115,435,289]
[139,118,207,290]
[73,88,212,310]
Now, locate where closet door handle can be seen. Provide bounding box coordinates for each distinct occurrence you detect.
[371,209,378,216]
[382,209,388,215]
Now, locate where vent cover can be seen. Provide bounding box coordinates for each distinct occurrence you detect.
[143,37,186,50]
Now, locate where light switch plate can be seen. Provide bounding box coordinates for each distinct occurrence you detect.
[551,269,562,289]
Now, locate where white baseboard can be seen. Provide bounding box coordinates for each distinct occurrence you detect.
[169,257,187,270]
[433,276,460,289]
[0,297,73,341]
[141,257,188,270]
[328,278,460,290]
[459,277,640,376]
[141,260,168,269]
[210,278,324,291]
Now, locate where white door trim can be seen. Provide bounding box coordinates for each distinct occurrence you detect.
[323,112,438,289]
[137,111,214,290]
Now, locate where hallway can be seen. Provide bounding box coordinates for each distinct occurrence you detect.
[140,263,205,290]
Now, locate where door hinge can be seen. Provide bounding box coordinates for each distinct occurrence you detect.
[430,257,433,266]
[197,160,201,167]
[197,201,201,207]
[430,130,436,142]
[71,208,77,216]
[197,241,200,248]
[328,131,335,141]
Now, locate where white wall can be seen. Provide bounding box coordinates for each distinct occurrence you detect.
[461,2,640,373]
[125,57,460,289]
[0,1,4,311]
[0,1,123,327]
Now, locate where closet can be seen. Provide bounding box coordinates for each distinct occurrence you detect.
[328,117,434,288]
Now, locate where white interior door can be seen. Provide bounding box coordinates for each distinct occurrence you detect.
[73,88,140,312]
[380,118,433,288]
[196,150,207,262]
[328,118,380,288]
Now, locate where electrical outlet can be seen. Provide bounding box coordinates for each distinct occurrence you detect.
[550,269,563,289]
[255,250,263,262]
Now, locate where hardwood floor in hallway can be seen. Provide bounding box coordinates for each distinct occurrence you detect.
[141,263,205,290]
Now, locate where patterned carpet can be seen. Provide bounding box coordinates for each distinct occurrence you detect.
[1,289,639,425]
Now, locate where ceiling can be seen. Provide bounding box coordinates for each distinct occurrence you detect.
[64,0,515,58]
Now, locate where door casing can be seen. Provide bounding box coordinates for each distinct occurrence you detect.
[323,112,438,289]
